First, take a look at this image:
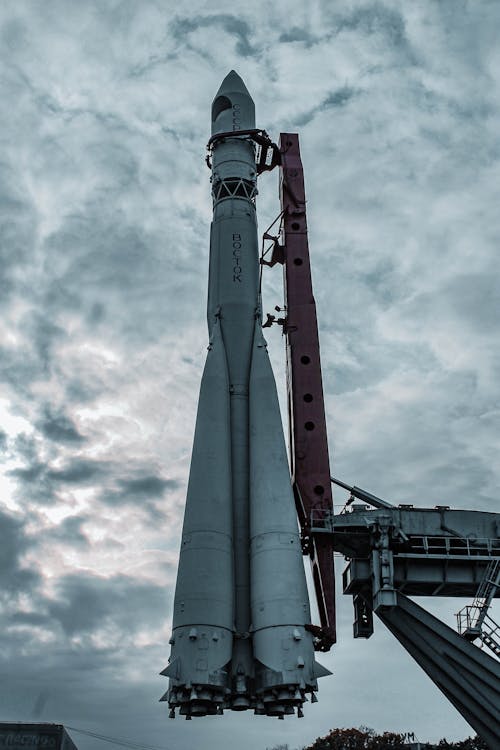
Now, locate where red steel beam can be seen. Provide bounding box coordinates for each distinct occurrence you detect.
[279,133,336,650]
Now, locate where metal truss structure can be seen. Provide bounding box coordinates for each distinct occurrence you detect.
[261,133,500,748]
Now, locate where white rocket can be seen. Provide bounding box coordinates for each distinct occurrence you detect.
[161,71,329,720]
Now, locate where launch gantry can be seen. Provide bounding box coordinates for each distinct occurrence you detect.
[261,133,500,748]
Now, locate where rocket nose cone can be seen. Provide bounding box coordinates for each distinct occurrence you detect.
[211,70,255,135]
[215,70,251,98]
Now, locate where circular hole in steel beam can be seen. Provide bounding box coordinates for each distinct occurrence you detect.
[301,355,311,365]
[291,222,300,230]
[305,421,315,431]
[294,258,303,266]
[303,393,313,402]
[314,485,324,495]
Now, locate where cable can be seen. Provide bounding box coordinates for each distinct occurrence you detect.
[66,726,172,750]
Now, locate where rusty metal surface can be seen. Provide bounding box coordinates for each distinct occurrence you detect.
[279,133,336,649]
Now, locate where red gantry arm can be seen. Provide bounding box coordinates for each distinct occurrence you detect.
[279,133,336,650]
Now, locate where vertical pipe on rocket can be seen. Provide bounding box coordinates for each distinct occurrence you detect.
[209,72,258,707]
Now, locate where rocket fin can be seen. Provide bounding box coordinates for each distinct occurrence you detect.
[160,657,180,678]
[313,661,332,679]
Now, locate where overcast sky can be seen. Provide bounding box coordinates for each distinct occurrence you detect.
[1,1,499,748]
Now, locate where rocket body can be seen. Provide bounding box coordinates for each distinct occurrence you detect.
[163,72,328,719]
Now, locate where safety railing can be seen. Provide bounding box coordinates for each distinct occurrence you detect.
[407,535,500,557]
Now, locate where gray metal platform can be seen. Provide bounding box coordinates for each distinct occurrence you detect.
[310,493,500,748]
[312,505,500,600]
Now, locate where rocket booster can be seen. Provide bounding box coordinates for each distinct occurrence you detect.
[162,71,329,719]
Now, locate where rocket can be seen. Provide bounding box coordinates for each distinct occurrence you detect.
[161,71,329,719]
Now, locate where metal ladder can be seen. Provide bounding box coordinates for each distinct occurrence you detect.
[457,559,500,657]
[480,613,500,658]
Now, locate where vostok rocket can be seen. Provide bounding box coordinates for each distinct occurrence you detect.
[161,71,330,719]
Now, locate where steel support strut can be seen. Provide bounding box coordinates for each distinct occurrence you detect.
[375,592,500,749]
[279,133,335,650]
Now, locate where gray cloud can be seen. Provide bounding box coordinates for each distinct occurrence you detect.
[0,508,40,596]
[47,459,108,484]
[10,610,48,627]
[0,163,38,307]
[38,405,85,444]
[278,27,319,46]
[47,572,167,636]
[1,313,66,395]
[295,86,360,126]
[334,3,408,46]
[9,433,46,477]
[0,1,498,748]
[8,437,107,505]
[101,474,180,520]
[443,272,500,333]
[170,14,256,58]
[118,475,179,497]
[43,514,90,547]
